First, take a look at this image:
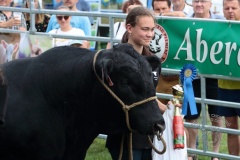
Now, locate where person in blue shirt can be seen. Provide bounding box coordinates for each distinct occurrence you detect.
[53,0,94,25]
[46,0,91,48]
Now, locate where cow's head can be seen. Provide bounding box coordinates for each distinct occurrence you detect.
[95,43,165,135]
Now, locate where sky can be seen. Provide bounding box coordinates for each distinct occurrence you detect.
[186,0,223,16]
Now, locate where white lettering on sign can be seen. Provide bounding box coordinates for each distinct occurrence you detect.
[196,29,207,63]
[174,28,240,66]
[210,41,223,64]
[225,42,236,65]
[174,28,194,61]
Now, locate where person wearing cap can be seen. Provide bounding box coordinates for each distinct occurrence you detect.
[48,6,86,47]
[68,39,84,48]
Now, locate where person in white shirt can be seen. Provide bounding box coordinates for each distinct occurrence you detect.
[171,0,194,15]
[48,5,86,47]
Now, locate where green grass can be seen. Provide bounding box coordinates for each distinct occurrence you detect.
[85,138,111,160]
[192,114,229,160]
[85,134,228,160]
[85,113,235,160]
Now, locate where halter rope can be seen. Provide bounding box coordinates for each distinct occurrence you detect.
[93,50,166,159]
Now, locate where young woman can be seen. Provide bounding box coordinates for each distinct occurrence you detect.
[106,6,167,160]
[25,0,50,32]
[48,5,87,48]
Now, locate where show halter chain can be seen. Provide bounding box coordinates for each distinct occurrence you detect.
[93,50,166,160]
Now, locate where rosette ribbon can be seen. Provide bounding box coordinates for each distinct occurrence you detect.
[180,64,198,115]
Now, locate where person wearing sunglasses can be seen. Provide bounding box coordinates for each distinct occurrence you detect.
[48,6,85,47]
[46,0,91,48]
[54,0,93,25]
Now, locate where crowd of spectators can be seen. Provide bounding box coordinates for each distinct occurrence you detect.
[0,0,91,48]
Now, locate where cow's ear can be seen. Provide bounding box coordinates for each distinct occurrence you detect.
[145,55,161,71]
[97,58,114,86]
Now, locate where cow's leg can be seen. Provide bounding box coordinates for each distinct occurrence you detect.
[0,72,7,125]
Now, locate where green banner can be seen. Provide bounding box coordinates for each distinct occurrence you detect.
[150,18,240,78]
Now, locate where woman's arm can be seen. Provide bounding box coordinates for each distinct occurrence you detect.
[156,99,168,114]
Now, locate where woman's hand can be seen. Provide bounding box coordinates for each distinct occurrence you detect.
[167,101,182,108]
[156,99,168,114]
[6,18,21,28]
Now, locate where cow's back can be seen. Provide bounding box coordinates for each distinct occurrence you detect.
[1,46,95,82]
[0,46,97,160]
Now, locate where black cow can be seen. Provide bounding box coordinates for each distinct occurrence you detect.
[0,43,165,160]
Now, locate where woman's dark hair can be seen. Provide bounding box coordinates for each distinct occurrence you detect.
[125,6,155,28]
[122,7,155,56]
[10,1,14,7]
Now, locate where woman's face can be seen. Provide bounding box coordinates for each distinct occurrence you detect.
[56,9,71,27]
[26,0,39,9]
[126,16,155,47]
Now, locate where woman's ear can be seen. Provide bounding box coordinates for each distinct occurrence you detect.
[125,24,132,33]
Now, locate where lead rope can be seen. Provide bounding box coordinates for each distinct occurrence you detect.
[148,135,167,154]
[118,133,133,160]
[93,50,166,160]
[128,133,133,160]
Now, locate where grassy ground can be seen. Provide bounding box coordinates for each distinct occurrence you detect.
[85,133,229,160]
[85,138,111,160]
[85,113,238,160]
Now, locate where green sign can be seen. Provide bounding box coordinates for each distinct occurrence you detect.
[152,18,240,78]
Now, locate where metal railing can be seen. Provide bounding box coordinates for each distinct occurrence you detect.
[0,4,240,159]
